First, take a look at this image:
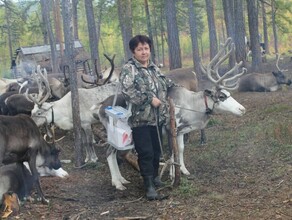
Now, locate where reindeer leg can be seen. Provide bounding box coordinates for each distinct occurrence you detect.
[83,128,98,163]
[28,151,49,204]
[18,163,31,201]
[106,146,130,190]
[0,143,5,166]
[200,129,206,145]
[177,134,190,175]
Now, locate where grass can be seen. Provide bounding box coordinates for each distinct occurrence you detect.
[182,94,292,179]
[172,177,200,198]
[263,104,290,114]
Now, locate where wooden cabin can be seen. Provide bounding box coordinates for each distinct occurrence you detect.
[13,40,90,77]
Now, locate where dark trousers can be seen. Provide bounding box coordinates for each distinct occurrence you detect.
[132,125,162,178]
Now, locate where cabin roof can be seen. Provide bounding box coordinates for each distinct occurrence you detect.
[18,40,83,55]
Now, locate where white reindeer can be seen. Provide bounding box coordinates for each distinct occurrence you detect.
[103,38,246,190]
[28,66,119,164]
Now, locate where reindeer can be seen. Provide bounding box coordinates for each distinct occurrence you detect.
[238,55,291,92]
[99,38,246,190]
[28,67,119,164]
[0,114,62,204]
[0,67,70,116]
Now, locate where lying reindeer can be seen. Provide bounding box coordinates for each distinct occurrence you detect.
[0,114,62,204]
[0,163,34,205]
[238,55,291,92]
[96,38,246,190]
[0,153,68,205]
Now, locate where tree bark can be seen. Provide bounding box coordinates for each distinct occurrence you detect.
[234,0,246,66]
[72,0,79,40]
[117,0,133,61]
[4,2,13,67]
[222,0,235,68]
[85,0,101,75]
[205,0,218,61]
[160,6,165,67]
[271,0,278,55]
[165,0,182,70]
[261,1,269,54]
[152,2,160,65]
[62,0,83,167]
[187,0,201,77]
[144,0,155,63]
[246,0,262,71]
[53,0,64,57]
[40,0,59,73]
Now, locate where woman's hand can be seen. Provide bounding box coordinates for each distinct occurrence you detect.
[151,97,161,108]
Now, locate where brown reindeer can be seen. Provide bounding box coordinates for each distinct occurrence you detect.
[238,55,291,92]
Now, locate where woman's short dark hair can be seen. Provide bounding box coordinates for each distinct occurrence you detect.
[129,35,152,53]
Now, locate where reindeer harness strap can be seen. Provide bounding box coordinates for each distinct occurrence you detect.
[204,95,212,115]
[50,106,55,127]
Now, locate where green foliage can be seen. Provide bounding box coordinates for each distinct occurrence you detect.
[0,0,292,74]
[262,104,290,114]
[173,177,200,198]
[266,0,292,34]
[206,118,221,127]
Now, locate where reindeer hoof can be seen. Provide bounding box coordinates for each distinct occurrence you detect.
[23,196,35,203]
[41,198,50,205]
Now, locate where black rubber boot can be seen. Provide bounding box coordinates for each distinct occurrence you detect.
[143,176,158,200]
[153,176,165,188]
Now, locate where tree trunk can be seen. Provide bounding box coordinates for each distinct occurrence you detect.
[187,0,201,77]
[72,0,79,40]
[117,0,133,61]
[96,0,106,72]
[152,2,160,65]
[246,0,262,72]
[62,0,83,167]
[40,0,59,73]
[271,0,278,55]
[85,0,101,75]
[144,0,155,63]
[234,0,246,66]
[4,3,13,68]
[205,0,218,61]
[53,0,63,57]
[222,0,235,68]
[160,6,165,67]
[261,1,269,54]
[165,0,182,70]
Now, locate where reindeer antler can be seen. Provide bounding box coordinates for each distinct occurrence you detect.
[26,65,52,106]
[200,38,246,90]
[276,53,288,72]
[81,54,116,86]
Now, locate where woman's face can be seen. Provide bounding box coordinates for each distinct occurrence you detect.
[133,42,151,66]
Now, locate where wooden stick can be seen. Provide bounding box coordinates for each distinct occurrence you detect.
[168,97,180,187]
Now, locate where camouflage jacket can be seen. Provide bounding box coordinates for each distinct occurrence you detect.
[119,58,175,128]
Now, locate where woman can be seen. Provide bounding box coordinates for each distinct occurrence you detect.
[119,35,175,200]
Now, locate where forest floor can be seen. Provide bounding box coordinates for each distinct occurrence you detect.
[3,56,292,220]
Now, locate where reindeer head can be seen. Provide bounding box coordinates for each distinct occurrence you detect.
[273,54,291,86]
[26,65,52,107]
[200,38,246,116]
[26,65,53,126]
